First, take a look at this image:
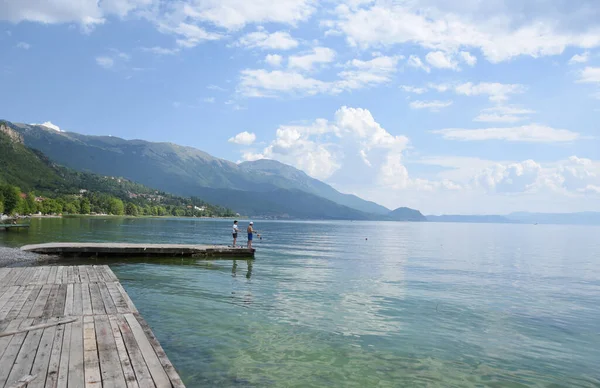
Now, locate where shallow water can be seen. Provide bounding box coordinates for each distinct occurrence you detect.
[1,217,599,387]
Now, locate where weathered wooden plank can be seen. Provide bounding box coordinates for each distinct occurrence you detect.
[99,283,118,315]
[6,373,37,388]
[56,320,71,388]
[0,268,12,284]
[108,315,139,388]
[28,318,57,388]
[0,318,35,388]
[68,317,85,388]
[42,284,59,319]
[66,267,75,284]
[0,286,32,322]
[17,285,42,319]
[124,313,171,388]
[95,315,127,388]
[106,282,130,314]
[0,269,18,286]
[78,265,90,283]
[52,285,68,318]
[103,265,119,282]
[73,266,81,283]
[46,266,58,285]
[135,313,185,388]
[54,267,64,285]
[36,267,51,285]
[87,266,100,283]
[0,286,19,313]
[43,318,64,388]
[0,319,23,360]
[81,283,93,316]
[63,284,74,317]
[27,267,42,285]
[116,314,155,388]
[115,283,138,313]
[73,282,83,316]
[9,269,29,286]
[89,283,106,315]
[29,284,53,318]
[83,316,101,388]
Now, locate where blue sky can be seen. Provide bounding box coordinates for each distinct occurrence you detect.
[1,0,599,214]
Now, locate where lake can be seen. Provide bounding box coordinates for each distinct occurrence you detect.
[1,217,599,387]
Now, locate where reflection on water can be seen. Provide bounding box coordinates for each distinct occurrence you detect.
[2,218,600,387]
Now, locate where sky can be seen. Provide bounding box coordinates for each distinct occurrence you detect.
[1,0,599,215]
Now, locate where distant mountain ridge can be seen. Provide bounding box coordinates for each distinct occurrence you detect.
[3,120,425,220]
[426,212,600,225]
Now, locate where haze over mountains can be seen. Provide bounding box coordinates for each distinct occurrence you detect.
[4,120,421,220]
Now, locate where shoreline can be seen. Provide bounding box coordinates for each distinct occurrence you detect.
[0,246,44,267]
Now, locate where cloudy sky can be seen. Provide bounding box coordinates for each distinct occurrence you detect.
[1,0,599,214]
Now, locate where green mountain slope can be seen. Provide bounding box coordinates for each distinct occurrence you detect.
[0,122,233,216]
[7,121,391,216]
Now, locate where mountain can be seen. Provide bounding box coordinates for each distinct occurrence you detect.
[0,122,233,216]
[507,212,600,225]
[5,120,403,219]
[388,207,427,221]
[427,215,515,223]
[239,159,390,215]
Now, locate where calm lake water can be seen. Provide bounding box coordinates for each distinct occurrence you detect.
[1,217,599,387]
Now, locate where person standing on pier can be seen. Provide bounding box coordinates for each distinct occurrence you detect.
[247,221,258,249]
[232,220,239,247]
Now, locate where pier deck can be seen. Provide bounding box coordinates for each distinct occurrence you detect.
[0,265,185,388]
[21,243,255,259]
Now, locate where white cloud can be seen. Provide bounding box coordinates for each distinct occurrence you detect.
[141,46,179,55]
[400,85,427,94]
[407,55,430,72]
[288,47,335,71]
[243,106,410,180]
[203,97,216,103]
[207,84,227,91]
[578,67,600,84]
[96,56,115,69]
[474,160,543,193]
[31,121,63,132]
[229,131,257,145]
[175,0,316,31]
[474,106,535,123]
[401,82,526,102]
[236,29,298,50]
[329,2,600,63]
[238,55,400,97]
[409,100,453,111]
[460,51,477,66]
[265,54,283,67]
[334,55,401,92]
[16,42,30,50]
[569,51,590,64]
[238,69,330,97]
[454,82,526,102]
[434,124,580,143]
[425,51,459,70]
[164,22,223,48]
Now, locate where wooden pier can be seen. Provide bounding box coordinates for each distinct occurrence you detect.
[21,243,255,259]
[0,265,185,388]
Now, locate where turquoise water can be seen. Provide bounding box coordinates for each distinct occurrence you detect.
[2,217,600,387]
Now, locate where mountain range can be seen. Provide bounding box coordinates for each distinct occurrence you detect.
[3,120,424,220]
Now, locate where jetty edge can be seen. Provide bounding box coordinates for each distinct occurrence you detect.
[21,242,255,259]
[0,265,186,388]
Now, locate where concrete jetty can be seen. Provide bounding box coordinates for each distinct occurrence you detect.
[21,243,255,259]
[0,265,185,387]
